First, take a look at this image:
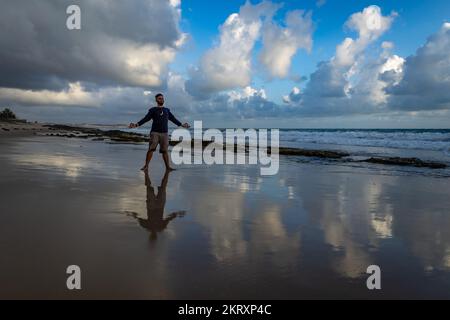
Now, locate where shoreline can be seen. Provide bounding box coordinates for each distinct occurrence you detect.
[0,120,447,170]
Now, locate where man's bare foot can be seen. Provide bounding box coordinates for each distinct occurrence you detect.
[165,167,176,172]
[141,166,149,171]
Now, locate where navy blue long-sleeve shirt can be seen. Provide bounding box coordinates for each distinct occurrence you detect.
[137,107,182,133]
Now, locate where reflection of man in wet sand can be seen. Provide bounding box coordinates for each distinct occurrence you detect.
[131,171,185,241]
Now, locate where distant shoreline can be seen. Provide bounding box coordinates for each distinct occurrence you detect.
[0,120,447,170]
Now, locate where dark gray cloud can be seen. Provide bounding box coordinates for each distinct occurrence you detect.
[230,93,280,118]
[386,23,450,111]
[0,0,183,91]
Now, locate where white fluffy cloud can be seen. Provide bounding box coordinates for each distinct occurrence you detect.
[365,53,405,105]
[283,5,398,115]
[260,10,313,78]
[229,86,267,101]
[186,1,313,98]
[335,6,395,67]
[186,1,280,98]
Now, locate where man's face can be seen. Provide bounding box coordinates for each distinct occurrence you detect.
[156,95,164,106]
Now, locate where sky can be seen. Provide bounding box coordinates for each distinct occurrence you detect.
[0,0,449,128]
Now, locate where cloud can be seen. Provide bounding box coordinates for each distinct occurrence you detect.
[284,5,397,116]
[283,87,301,104]
[3,2,450,126]
[168,83,281,120]
[229,86,267,101]
[188,19,450,121]
[334,5,395,68]
[364,53,404,105]
[226,87,280,118]
[282,19,450,118]
[259,10,313,78]
[186,1,314,98]
[316,0,326,8]
[0,0,185,91]
[0,82,99,107]
[386,22,450,111]
[186,1,280,98]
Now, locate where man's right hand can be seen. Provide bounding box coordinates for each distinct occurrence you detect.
[129,123,138,129]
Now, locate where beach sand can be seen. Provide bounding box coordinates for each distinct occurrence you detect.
[1,134,450,299]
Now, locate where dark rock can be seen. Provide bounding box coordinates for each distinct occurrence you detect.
[169,139,213,148]
[43,124,148,143]
[364,157,447,169]
[169,140,349,159]
[278,147,350,158]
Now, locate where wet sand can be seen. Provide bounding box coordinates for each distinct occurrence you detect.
[1,135,450,299]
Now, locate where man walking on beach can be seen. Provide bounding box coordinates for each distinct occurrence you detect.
[129,93,190,172]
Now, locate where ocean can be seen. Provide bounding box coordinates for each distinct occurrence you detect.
[85,124,450,175]
[110,126,450,160]
[276,129,450,163]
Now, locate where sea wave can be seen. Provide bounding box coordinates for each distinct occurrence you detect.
[278,130,450,154]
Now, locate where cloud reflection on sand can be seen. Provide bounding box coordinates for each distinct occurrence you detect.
[2,136,450,298]
[15,154,90,179]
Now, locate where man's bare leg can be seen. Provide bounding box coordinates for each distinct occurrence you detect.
[162,152,176,171]
[141,150,154,171]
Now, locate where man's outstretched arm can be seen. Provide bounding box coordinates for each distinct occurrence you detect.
[169,111,190,128]
[129,110,153,128]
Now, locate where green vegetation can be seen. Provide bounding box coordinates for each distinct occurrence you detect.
[0,108,17,120]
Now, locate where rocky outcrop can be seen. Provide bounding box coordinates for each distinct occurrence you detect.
[364,157,447,169]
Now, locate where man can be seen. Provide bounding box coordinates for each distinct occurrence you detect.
[129,93,190,171]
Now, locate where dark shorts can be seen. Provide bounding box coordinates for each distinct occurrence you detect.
[149,132,169,154]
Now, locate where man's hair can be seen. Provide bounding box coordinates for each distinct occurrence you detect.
[155,93,164,99]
